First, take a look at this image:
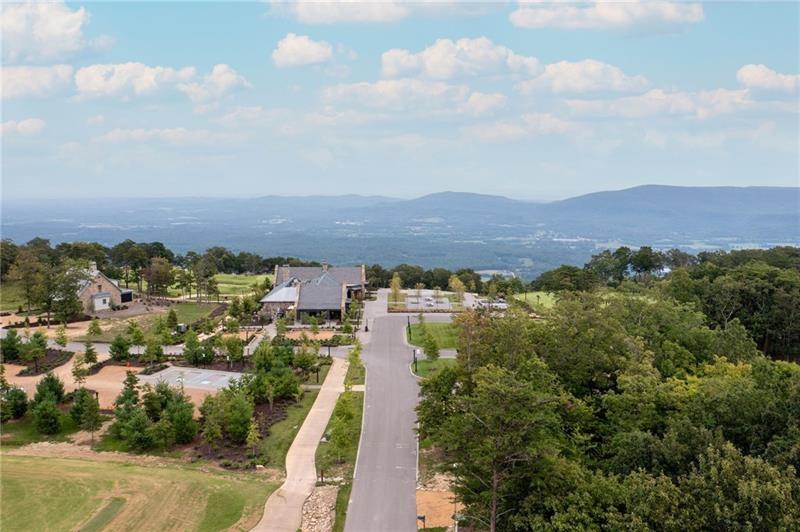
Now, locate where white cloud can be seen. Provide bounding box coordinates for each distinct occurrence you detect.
[74,62,196,97]
[566,88,764,119]
[1,64,73,99]
[1,118,45,136]
[1,1,93,62]
[510,1,704,30]
[382,37,539,79]
[273,0,409,24]
[517,59,648,93]
[461,92,507,116]
[323,78,471,111]
[177,64,250,102]
[737,64,799,92]
[87,114,105,125]
[463,112,574,142]
[272,33,333,67]
[93,127,228,146]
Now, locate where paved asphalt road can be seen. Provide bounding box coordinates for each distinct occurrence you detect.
[346,291,457,532]
[346,312,419,532]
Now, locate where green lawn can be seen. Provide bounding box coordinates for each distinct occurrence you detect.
[345,359,365,385]
[513,291,557,311]
[0,280,28,312]
[260,390,319,470]
[213,273,271,297]
[1,409,81,447]
[315,391,365,532]
[412,358,457,378]
[0,454,276,531]
[302,359,331,385]
[408,322,459,350]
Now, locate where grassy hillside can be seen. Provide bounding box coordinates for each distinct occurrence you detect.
[0,455,276,531]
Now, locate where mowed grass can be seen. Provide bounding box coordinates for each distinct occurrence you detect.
[213,273,271,297]
[1,410,81,447]
[315,391,364,532]
[261,390,319,470]
[0,280,27,311]
[513,291,557,311]
[412,358,457,378]
[408,322,459,350]
[0,454,277,532]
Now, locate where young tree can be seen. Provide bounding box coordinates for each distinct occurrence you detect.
[229,297,243,320]
[167,397,198,444]
[276,317,287,336]
[34,372,65,404]
[166,308,178,330]
[202,405,223,449]
[225,336,244,367]
[390,272,403,303]
[32,399,62,435]
[126,321,146,356]
[142,338,164,368]
[23,331,48,373]
[81,394,102,443]
[246,418,261,458]
[83,340,98,365]
[87,317,102,338]
[309,315,319,334]
[150,417,175,449]
[293,345,317,380]
[109,334,130,362]
[4,388,28,420]
[124,408,155,451]
[422,330,440,362]
[70,386,92,424]
[0,329,22,362]
[71,354,88,387]
[54,324,68,348]
[183,329,202,365]
[226,392,254,445]
[449,275,466,303]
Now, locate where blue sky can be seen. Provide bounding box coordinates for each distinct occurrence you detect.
[2,1,798,200]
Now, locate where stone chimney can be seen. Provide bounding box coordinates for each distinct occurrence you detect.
[322,260,328,272]
[89,261,98,274]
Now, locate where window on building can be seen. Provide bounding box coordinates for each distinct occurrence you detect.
[98,284,102,291]
[102,299,107,304]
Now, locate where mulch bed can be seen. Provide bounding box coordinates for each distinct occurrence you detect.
[191,399,294,468]
[86,358,150,376]
[4,315,91,329]
[15,349,74,376]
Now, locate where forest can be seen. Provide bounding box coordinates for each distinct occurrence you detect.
[418,246,800,531]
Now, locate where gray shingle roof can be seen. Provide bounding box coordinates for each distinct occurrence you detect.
[275,266,362,287]
[297,273,343,311]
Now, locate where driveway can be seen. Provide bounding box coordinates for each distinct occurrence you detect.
[345,290,455,532]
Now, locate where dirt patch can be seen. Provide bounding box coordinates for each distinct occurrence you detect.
[301,485,338,532]
[285,330,338,341]
[5,441,165,465]
[417,489,461,530]
[70,419,114,446]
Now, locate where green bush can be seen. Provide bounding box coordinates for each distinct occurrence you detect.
[34,373,65,404]
[33,399,62,434]
[4,388,28,419]
[70,388,92,424]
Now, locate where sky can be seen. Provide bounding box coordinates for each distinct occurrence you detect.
[1,1,798,201]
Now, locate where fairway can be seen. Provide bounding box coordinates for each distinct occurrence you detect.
[408,322,459,350]
[0,454,277,531]
[213,273,271,297]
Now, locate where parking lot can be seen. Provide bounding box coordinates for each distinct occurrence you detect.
[404,289,452,311]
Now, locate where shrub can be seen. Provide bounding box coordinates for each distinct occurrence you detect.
[33,399,62,434]
[70,388,93,424]
[4,388,28,419]
[34,373,65,404]
[226,393,254,445]
[168,398,198,444]
[124,408,155,451]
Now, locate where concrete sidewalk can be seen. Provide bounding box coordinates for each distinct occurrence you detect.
[252,356,348,532]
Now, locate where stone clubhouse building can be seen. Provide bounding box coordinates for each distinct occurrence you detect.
[260,263,366,323]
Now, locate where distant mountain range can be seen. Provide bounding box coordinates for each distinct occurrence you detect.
[3,185,798,278]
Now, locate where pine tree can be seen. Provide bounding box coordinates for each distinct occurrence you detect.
[166,308,178,330]
[87,317,102,338]
[109,334,130,362]
[54,324,68,348]
[83,340,98,365]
